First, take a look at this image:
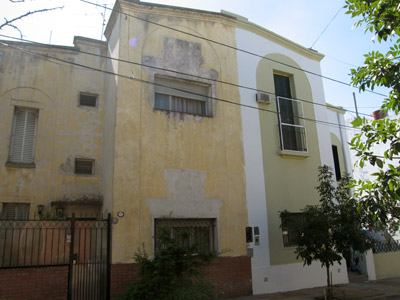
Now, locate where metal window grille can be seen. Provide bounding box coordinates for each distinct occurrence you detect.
[74,158,94,175]
[277,96,307,152]
[281,213,305,247]
[155,218,216,253]
[79,93,98,107]
[0,203,30,220]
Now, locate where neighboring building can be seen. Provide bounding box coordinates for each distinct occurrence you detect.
[0,37,107,220]
[346,116,400,281]
[233,10,351,294]
[0,0,360,298]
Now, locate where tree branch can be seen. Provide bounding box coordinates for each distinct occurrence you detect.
[0,6,64,31]
[4,22,23,39]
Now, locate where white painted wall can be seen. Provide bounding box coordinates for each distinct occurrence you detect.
[236,26,348,294]
[327,108,353,175]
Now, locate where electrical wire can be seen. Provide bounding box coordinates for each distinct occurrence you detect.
[310,5,343,49]
[6,44,399,163]
[0,33,374,118]
[4,39,400,160]
[0,40,360,132]
[80,0,388,98]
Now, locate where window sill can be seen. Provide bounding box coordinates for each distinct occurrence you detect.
[278,150,309,159]
[5,161,36,169]
[154,108,212,118]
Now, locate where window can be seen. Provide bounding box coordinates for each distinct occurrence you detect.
[74,158,94,175]
[332,145,341,181]
[154,76,210,116]
[274,74,307,152]
[281,212,305,247]
[0,203,30,220]
[79,92,98,107]
[155,218,216,253]
[8,107,38,165]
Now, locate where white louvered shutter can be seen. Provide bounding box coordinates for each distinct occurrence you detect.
[9,108,38,163]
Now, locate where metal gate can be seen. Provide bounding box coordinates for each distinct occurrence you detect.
[0,214,111,300]
[68,215,111,300]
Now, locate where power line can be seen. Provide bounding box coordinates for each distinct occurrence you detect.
[310,5,343,49]
[80,0,388,99]
[0,40,359,132]
[0,33,373,118]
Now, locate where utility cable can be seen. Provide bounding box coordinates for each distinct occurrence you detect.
[80,0,388,98]
[0,33,374,118]
[0,40,359,132]
[310,5,343,49]
[10,42,400,162]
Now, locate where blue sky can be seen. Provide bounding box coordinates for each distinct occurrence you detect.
[2,0,393,118]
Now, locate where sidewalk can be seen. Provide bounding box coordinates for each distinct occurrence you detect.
[226,277,400,300]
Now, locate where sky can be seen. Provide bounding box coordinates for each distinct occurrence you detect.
[1,0,394,119]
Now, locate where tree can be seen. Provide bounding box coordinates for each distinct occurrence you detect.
[345,0,400,232]
[281,166,370,299]
[0,6,63,38]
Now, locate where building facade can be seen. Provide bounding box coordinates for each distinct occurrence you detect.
[0,37,107,221]
[0,0,358,298]
[233,11,351,294]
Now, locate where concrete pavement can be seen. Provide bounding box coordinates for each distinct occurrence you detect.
[226,277,400,300]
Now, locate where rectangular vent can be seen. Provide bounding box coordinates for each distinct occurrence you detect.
[79,93,97,107]
[75,158,94,175]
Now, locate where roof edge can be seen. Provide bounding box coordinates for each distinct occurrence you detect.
[224,10,324,61]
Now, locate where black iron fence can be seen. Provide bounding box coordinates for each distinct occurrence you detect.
[372,240,400,254]
[0,214,111,300]
[0,219,70,268]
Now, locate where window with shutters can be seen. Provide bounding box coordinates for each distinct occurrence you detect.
[74,158,94,175]
[154,76,211,116]
[8,107,38,166]
[155,218,216,253]
[79,92,98,107]
[0,203,30,220]
[274,74,307,152]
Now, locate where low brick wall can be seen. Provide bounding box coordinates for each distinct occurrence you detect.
[111,256,252,299]
[110,263,140,299]
[0,256,252,299]
[0,266,68,300]
[202,256,252,298]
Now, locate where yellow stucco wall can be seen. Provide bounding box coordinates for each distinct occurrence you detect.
[0,38,106,218]
[105,1,248,263]
[373,252,400,279]
[256,53,321,265]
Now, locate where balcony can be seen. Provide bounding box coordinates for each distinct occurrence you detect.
[277,96,307,153]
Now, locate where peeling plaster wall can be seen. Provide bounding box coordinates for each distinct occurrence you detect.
[108,1,248,263]
[0,37,107,217]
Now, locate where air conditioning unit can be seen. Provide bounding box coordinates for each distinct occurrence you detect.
[256,92,272,104]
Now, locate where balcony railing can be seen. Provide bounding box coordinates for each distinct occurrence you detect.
[277,96,307,152]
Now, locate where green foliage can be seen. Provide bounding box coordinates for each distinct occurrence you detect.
[120,228,218,300]
[281,166,371,298]
[345,0,400,232]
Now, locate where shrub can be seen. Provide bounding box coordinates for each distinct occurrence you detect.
[120,228,218,300]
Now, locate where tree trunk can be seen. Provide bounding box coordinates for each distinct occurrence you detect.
[326,266,332,299]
